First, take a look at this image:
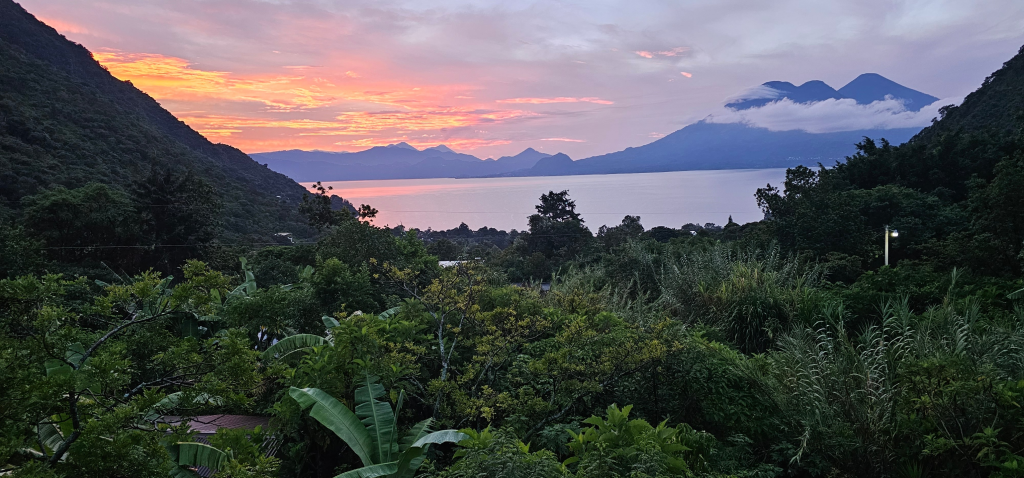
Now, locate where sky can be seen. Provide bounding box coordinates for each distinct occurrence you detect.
[21,0,1024,159]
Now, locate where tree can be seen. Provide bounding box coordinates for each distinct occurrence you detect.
[300,182,356,232]
[132,167,222,275]
[21,183,141,269]
[597,215,644,249]
[523,191,591,270]
[358,204,379,222]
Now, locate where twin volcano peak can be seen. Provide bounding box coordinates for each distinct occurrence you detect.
[728,73,939,112]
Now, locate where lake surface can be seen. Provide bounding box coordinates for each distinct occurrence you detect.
[307,169,788,231]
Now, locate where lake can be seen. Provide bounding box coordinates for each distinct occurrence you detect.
[306,169,789,231]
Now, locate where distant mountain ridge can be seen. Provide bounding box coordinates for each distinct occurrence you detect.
[255,73,940,182]
[497,123,921,177]
[251,145,551,182]
[728,73,938,112]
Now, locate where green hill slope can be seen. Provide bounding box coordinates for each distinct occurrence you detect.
[0,0,310,239]
[914,44,1024,142]
[757,44,1024,279]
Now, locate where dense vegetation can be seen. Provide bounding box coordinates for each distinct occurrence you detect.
[4,3,1024,476]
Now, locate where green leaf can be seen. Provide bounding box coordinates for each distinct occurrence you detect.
[378,306,401,320]
[65,343,87,366]
[355,373,396,463]
[392,447,426,478]
[37,421,64,453]
[399,418,432,453]
[261,334,326,361]
[44,359,72,378]
[411,429,468,449]
[322,315,341,329]
[392,389,405,451]
[334,462,399,478]
[171,442,229,470]
[289,387,375,467]
[391,429,466,478]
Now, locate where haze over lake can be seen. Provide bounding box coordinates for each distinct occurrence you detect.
[307,169,788,231]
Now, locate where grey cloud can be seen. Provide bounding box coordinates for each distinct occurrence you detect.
[706,96,961,133]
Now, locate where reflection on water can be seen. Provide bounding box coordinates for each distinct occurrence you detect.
[306,169,788,231]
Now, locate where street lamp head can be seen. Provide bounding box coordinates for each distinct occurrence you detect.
[890,230,899,237]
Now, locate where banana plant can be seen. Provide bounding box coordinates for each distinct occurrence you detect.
[166,441,230,478]
[289,374,466,478]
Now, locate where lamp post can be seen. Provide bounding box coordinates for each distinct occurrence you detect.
[885,226,899,266]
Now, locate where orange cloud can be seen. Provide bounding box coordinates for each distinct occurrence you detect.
[680,71,693,78]
[179,108,535,138]
[93,51,339,110]
[497,97,613,105]
[333,108,538,133]
[635,51,654,58]
[90,49,535,152]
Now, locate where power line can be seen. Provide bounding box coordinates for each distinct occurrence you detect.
[1,198,755,215]
[41,229,720,250]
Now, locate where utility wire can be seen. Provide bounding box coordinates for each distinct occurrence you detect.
[39,230,687,250]
[1,199,755,214]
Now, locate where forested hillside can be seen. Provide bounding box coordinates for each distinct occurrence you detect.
[756,44,1024,282]
[0,0,310,243]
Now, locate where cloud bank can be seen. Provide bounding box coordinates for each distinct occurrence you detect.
[707,96,961,133]
[20,0,1024,158]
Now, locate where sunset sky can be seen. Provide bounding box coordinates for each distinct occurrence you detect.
[22,0,1024,159]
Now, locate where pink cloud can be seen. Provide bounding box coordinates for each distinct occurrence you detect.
[680,71,693,78]
[657,46,690,57]
[37,16,91,35]
[637,47,691,59]
[497,97,613,105]
[539,137,585,142]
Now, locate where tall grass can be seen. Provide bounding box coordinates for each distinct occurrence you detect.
[659,244,826,353]
[766,272,1024,475]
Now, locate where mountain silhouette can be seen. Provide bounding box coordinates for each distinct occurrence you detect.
[251,145,553,181]
[499,122,920,177]
[728,74,938,112]
[728,80,844,110]
[838,73,939,111]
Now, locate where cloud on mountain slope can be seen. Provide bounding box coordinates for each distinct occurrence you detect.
[707,96,961,133]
